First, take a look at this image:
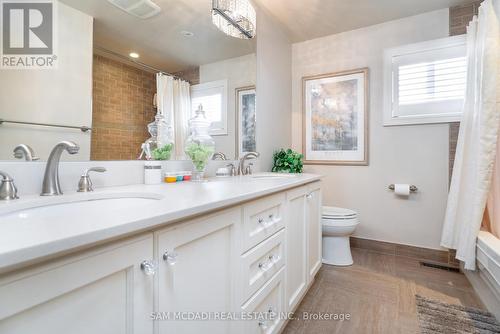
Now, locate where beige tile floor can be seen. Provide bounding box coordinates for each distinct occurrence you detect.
[282,248,483,334]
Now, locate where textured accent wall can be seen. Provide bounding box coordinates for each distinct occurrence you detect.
[292,10,450,249]
[448,1,483,180]
[91,55,157,160]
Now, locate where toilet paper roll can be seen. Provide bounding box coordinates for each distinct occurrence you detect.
[394,184,411,196]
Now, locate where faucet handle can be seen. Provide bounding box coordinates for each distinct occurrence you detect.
[0,171,18,200]
[226,163,237,176]
[82,167,106,177]
[245,162,254,175]
[78,167,106,192]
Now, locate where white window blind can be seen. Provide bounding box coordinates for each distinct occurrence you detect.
[192,91,222,123]
[398,57,467,105]
[384,35,467,126]
[190,80,228,135]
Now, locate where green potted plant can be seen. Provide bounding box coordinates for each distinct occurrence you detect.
[272,149,303,173]
[151,143,173,160]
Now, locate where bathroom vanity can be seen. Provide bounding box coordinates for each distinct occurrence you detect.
[0,174,321,334]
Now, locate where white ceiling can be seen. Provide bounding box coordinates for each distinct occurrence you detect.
[60,0,256,73]
[61,0,476,72]
[253,0,476,43]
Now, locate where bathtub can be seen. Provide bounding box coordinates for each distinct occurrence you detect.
[477,231,500,287]
[465,231,500,320]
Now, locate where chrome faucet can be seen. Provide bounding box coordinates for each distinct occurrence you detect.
[41,141,80,196]
[13,144,39,161]
[239,152,259,175]
[0,171,18,200]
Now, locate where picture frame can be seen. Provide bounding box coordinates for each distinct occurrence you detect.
[302,68,369,165]
[235,86,256,158]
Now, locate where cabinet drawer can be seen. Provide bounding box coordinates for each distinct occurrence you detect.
[242,193,286,252]
[241,268,285,334]
[240,230,285,304]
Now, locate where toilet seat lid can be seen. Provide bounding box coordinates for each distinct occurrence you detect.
[322,206,357,219]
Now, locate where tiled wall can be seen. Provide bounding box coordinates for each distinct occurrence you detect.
[91,55,157,160]
[448,1,483,179]
[449,1,483,35]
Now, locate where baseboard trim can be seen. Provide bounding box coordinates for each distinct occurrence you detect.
[350,237,457,267]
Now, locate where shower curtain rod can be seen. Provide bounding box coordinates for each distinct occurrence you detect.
[93,46,184,81]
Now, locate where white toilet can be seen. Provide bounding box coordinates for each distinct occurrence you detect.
[322,206,359,266]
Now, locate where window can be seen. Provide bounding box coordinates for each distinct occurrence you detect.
[190,80,228,135]
[383,35,467,126]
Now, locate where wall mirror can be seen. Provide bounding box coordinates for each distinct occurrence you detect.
[0,0,257,162]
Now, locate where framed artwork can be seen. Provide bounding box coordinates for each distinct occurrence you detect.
[302,68,369,165]
[236,86,256,158]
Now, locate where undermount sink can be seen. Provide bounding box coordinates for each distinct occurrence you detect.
[0,192,163,219]
[250,172,299,179]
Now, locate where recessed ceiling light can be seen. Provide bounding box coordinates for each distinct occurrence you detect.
[180,30,194,37]
[129,52,140,59]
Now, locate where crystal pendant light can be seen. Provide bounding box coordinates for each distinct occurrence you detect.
[212,0,256,39]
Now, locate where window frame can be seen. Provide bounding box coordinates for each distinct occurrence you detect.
[383,35,467,126]
[190,79,228,136]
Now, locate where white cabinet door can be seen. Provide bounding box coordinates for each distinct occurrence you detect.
[156,208,241,334]
[285,186,308,312]
[306,182,322,281]
[0,234,155,334]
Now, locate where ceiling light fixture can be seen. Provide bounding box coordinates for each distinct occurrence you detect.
[211,0,256,39]
[129,52,140,58]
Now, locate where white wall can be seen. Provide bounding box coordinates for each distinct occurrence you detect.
[255,8,292,171]
[292,9,450,249]
[0,3,93,161]
[199,53,256,159]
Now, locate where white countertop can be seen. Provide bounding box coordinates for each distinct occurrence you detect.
[0,173,321,274]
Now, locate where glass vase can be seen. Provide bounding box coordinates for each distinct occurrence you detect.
[185,105,215,182]
[144,114,174,161]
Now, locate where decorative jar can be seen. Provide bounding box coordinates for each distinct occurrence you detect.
[185,105,215,181]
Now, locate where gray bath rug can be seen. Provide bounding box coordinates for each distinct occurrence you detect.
[416,295,500,334]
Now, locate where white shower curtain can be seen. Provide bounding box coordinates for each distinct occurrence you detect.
[172,80,191,159]
[441,0,500,270]
[156,73,191,159]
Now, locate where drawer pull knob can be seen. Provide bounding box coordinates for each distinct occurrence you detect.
[258,217,264,224]
[268,213,274,220]
[140,260,157,276]
[306,193,313,199]
[163,251,178,266]
[259,255,279,271]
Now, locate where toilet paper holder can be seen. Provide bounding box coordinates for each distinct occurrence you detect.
[388,184,418,192]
